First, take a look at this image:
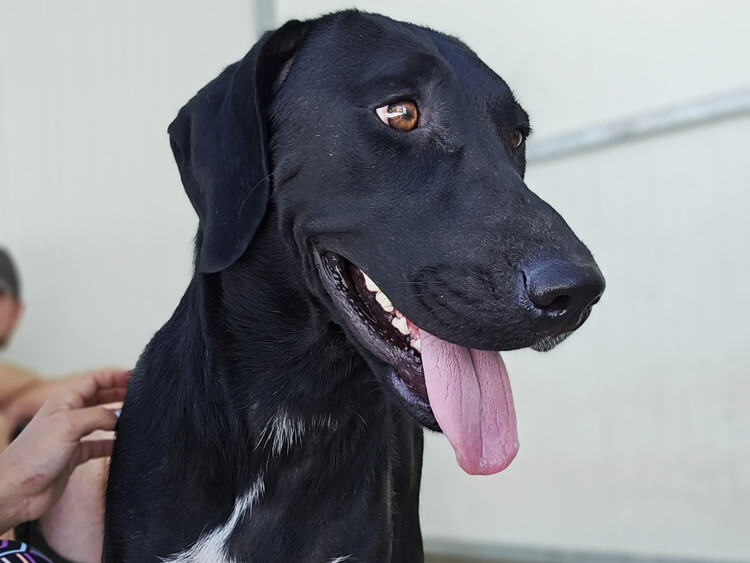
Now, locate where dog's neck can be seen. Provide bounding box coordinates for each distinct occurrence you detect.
[161,223,425,559]
[202,223,379,447]
[107,209,424,562]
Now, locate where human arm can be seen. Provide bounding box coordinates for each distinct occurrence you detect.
[0,368,130,532]
[0,363,42,411]
[2,373,82,432]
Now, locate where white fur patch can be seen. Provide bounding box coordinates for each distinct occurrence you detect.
[258,410,305,455]
[258,410,338,455]
[160,478,264,563]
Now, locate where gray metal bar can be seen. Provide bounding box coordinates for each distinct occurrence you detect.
[255,0,277,38]
[527,88,750,163]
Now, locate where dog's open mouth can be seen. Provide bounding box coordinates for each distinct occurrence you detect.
[317,252,519,475]
[319,253,429,404]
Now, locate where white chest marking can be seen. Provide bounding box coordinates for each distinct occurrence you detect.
[160,477,264,563]
[258,410,339,455]
[261,410,306,455]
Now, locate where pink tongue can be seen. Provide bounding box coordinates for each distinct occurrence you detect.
[420,330,518,475]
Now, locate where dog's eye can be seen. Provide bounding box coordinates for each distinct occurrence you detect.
[511,129,525,149]
[375,101,419,131]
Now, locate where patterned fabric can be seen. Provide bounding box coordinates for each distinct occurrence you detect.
[0,540,55,563]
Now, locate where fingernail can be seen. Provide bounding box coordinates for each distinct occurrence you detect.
[114,409,122,418]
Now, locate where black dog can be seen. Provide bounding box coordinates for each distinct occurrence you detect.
[105,11,604,562]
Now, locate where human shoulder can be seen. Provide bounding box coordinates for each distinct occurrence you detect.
[0,362,42,406]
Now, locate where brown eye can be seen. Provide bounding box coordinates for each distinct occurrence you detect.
[375,101,419,131]
[511,129,525,149]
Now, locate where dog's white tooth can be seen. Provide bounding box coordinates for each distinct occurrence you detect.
[362,271,380,293]
[375,291,394,312]
[411,338,421,353]
[392,316,409,335]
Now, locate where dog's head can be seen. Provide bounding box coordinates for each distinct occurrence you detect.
[169,11,605,475]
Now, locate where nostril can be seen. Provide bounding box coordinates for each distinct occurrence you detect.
[525,282,572,314]
[544,294,570,313]
[522,270,572,312]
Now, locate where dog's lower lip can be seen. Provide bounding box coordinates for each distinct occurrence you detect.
[389,369,439,430]
[316,251,435,421]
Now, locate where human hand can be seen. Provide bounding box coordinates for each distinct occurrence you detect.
[3,376,70,433]
[0,368,130,531]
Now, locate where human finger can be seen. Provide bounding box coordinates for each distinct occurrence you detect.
[76,439,115,465]
[65,406,119,439]
[90,387,127,406]
[80,369,131,408]
[60,369,131,410]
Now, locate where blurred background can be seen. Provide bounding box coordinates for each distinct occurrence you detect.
[1,1,748,562]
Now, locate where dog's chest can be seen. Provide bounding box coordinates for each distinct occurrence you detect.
[159,494,380,563]
[160,478,264,563]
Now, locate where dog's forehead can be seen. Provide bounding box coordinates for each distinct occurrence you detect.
[295,13,519,108]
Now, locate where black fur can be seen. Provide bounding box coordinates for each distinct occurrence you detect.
[105,11,604,562]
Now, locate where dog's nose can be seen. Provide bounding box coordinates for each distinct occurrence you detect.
[522,259,605,331]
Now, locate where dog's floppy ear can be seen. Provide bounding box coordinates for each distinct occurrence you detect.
[168,20,309,273]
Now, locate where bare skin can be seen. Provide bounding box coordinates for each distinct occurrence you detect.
[38,440,112,561]
[0,292,48,436]
[1,275,128,559]
[1,365,100,434]
[0,363,41,415]
[0,369,129,558]
[0,290,22,349]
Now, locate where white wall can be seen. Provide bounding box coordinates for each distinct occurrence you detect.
[0,1,256,374]
[2,1,749,561]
